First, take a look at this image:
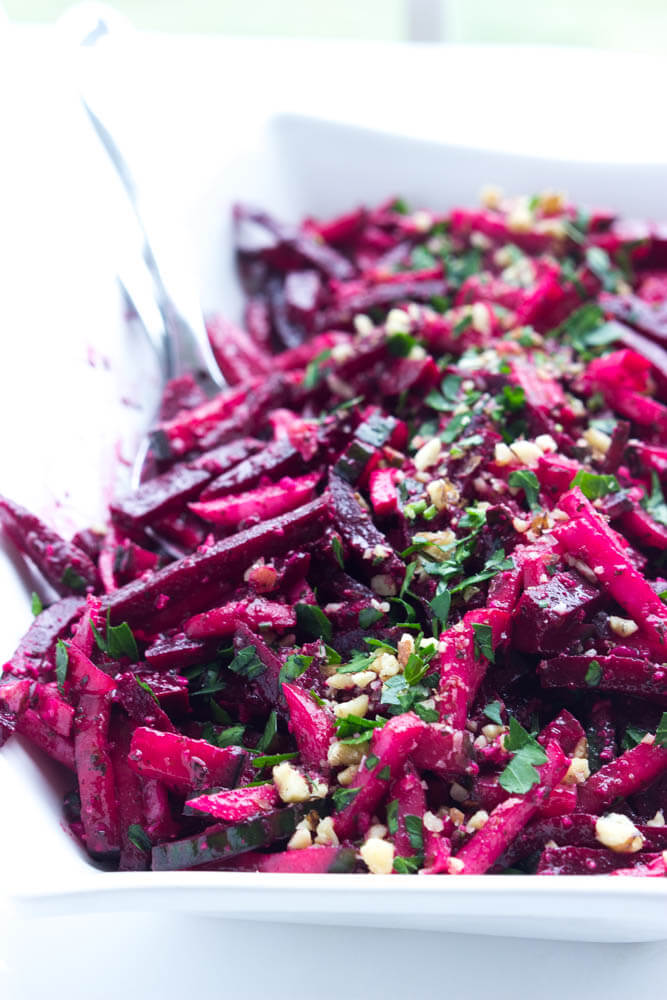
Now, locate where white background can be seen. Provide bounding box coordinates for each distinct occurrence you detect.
[2,20,667,997]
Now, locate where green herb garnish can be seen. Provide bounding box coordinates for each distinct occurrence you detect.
[91,610,139,661]
[279,653,314,686]
[483,701,503,726]
[252,752,299,769]
[642,472,667,528]
[332,787,360,811]
[472,622,495,662]
[498,717,547,795]
[654,713,667,749]
[55,639,68,694]
[508,469,540,511]
[228,645,266,681]
[296,603,333,642]
[127,824,152,853]
[570,470,619,501]
[584,659,602,687]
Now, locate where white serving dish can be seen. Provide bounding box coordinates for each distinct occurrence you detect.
[3,109,667,942]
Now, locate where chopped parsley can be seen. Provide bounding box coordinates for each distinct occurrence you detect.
[256,711,277,755]
[424,374,462,413]
[303,348,332,389]
[60,565,87,593]
[335,714,385,744]
[127,824,152,853]
[654,712,667,749]
[508,469,540,511]
[202,722,246,748]
[279,653,314,686]
[386,799,399,835]
[387,331,418,357]
[393,855,422,874]
[620,725,648,752]
[55,639,68,694]
[472,622,494,663]
[252,751,299,769]
[331,535,345,569]
[296,603,333,642]
[429,586,451,629]
[642,472,667,528]
[570,470,619,501]
[585,246,623,292]
[498,717,547,795]
[228,646,266,681]
[404,814,424,851]
[30,592,43,616]
[359,607,384,629]
[584,659,602,687]
[135,676,159,704]
[91,611,139,662]
[483,701,503,726]
[332,786,359,812]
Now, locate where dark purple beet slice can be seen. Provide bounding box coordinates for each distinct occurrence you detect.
[7,596,85,678]
[101,496,330,628]
[0,496,99,596]
[110,465,212,535]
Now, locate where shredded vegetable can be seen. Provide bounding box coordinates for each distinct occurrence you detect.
[3,187,667,876]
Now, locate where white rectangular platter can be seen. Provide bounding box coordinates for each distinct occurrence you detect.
[3,108,667,941]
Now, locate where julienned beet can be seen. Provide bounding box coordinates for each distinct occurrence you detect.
[3,188,667,877]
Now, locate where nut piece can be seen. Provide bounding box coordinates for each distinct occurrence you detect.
[314,816,339,846]
[370,573,397,597]
[414,437,442,471]
[509,440,543,467]
[348,670,377,689]
[480,184,503,209]
[481,724,505,741]
[334,694,369,719]
[397,633,415,668]
[583,427,612,455]
[427,477,460,511]
[471,302,491,335]
[327,740,366,767]
[609,615,639,638]
[449,782,469,804]
[534,434,557,453]
[465,809,489,833]
[273,762,326,804]
[423,810,444,834]
[354,314,374,336]
[538,190,566,215]
[647,810,665,828]
[360,837,395,874]
[494,442,513,466]
[326,673,357,691]
[563,757,590,785]
[507,204,533,234]
[386,308,411,335]
[595,812,644,854]
[337,763,359,786]
[373,651,401,680]
[287,820,313,850]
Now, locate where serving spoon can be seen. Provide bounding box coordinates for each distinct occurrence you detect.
[58,3,225,489]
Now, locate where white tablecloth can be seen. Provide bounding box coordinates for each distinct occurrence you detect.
[1,23,667,999]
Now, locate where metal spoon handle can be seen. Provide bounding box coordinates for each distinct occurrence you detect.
[62,3,224,392]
